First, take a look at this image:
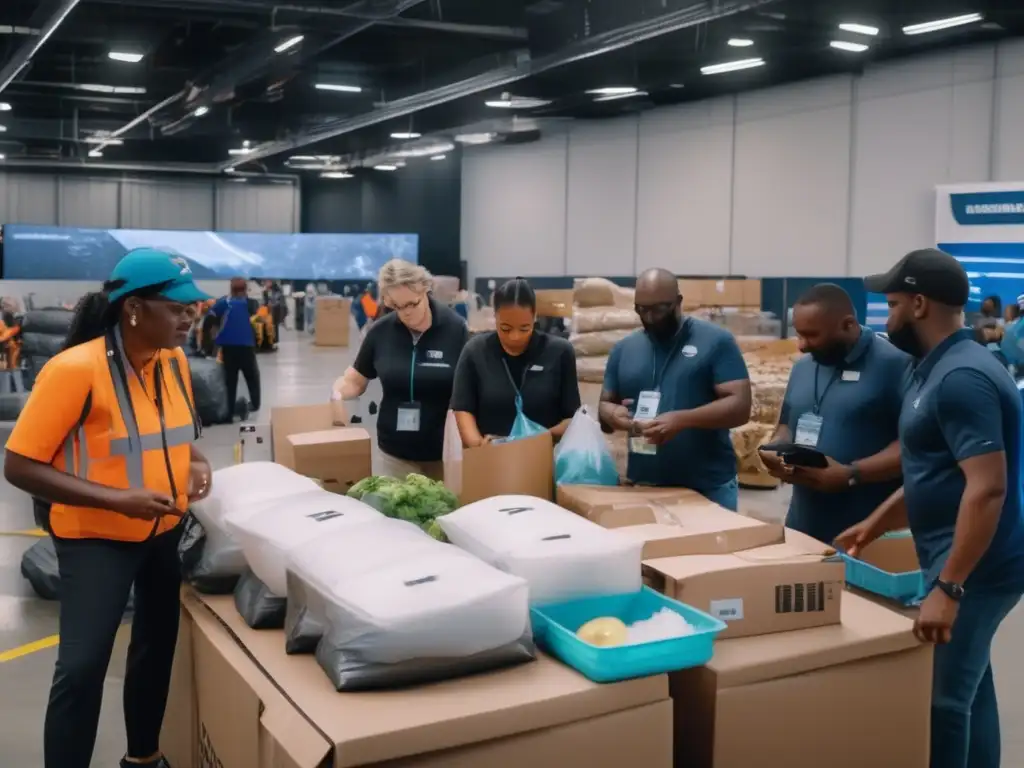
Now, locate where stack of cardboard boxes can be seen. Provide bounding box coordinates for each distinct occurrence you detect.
[556,484,931,768]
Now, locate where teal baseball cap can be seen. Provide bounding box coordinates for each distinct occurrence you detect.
[107,247,211,304]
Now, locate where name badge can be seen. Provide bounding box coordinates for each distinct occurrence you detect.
[629,436,658,456]
[396,402,421,432]
[841,370,860,382]
[634,390,661,421]
[795,413,823,448]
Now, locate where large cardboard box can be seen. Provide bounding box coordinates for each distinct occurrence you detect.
[271,404,347,470]
[615,504,785,560]
[556,485,711,525]
[455,431,554,504]
[315,297,352,347]
[669,592,931,768]
[288,428,373,494]
[643,538,844,638]
[164,589,673,768]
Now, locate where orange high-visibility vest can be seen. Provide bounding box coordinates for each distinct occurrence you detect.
[361,293,378,319]
[39,332,199,541]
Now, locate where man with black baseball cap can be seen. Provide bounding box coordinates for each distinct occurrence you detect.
[837,247,1024,767]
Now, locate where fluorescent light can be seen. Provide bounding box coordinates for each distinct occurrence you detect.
[88,150,102,158]
[902,13,983,36]
[78,84,146,94]
[669,83,685,89]
[700,57,765,75]
[108,51,144,63]
[390,132,421,139]
[839,23,879,36]
[274,35,304,53]
[593,90,648,102]
[0,103,10,111]
[0,154,6,160]
[193,106,209,117]
[84,137,122,145]
[225,166,237,173]
[728,38,754,47]
[485,96,551,109]
[455,132,496,145]
[321,171,353,179]
[0,126,6,132]
[831,40,869,52]
[374,164,398,171]
[228,147,253,156]
[585,86,637,96]
[243,139,251,148]
[315,83,362,93]
[430,155,447,161]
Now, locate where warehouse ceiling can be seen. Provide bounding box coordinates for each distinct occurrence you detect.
[0,0,1021,178]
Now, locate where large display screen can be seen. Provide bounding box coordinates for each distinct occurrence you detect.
[0,225,418,280]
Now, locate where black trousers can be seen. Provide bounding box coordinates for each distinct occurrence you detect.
[221,343,261,412]
[44,527,183,768]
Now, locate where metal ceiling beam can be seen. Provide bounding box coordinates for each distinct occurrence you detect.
[0,156,299,180]
[0,0,82,94]
[227,0,781,169]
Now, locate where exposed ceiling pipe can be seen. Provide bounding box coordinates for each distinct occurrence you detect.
[90,90,187,153]
[227,0,780,169]
[1,156,299,180]
[0,0,82,94]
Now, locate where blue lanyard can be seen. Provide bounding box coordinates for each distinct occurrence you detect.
[649,321,690,393]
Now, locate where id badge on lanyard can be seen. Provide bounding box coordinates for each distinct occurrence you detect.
[397,347,421,432]
[796,366,837,448]
[630,331,683,456]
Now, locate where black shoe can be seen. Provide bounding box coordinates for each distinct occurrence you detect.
[120,757,171,768]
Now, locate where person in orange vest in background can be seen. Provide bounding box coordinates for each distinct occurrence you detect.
[4,247,213,768]
[361,282,379,324]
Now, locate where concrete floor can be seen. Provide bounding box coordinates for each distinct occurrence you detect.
[0,331,1021,765]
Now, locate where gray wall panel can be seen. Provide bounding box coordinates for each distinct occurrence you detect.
[119,179,215,230]
[58,177,120,227]
[215,181,297,232]
[0,174,58,225]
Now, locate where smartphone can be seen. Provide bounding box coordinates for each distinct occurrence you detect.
[759,442,829,469]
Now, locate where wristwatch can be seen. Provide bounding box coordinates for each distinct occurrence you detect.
[936,580,966,602]
[846,464,861,488]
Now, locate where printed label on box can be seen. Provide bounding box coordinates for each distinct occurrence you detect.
[709,598,744,621]
[774,582,832,614]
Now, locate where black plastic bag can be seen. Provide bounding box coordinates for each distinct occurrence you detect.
[234,569,286,629]
[178,512,241,595]
[189,357,231,425]
[21,309,73,336]
[315,629,536,692]
[20,332,66,358]
[20,537,60,600]
[284,569,329,655]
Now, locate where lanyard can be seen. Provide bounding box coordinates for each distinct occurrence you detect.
[502,358,528,410]
[812,366,841,415]
[649,320,690,393]
[408,335,420,401]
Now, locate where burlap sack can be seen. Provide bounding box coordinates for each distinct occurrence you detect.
[570,329,632,357]
[573,306,642,334]
[576,356,608,384]
[573,277,617,308]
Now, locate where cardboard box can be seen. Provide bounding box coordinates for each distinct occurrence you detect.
[854,532,921,573]
[556,485,711,525]
[456,431,554,504]
[669,592,931,768]
[613,504,785,560]
[164,589,673,768]
[534,289,575,319]
[271,404,348,470]
[288,428,372,494]
[643,539,844,639]
[315,297,352,347]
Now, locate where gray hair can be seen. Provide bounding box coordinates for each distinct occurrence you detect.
[378,259,432,295]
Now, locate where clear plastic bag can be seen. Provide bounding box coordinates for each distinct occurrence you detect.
[496,395,547,443]
[315,546,534,690]
[438,495,643,604]
[442,409,463,462]
[553,406,619,487]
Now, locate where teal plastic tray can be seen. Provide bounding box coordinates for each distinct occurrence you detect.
[530,587,726,683]
[839,531,925,604]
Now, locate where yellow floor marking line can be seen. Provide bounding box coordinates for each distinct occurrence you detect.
[0,528,47,538]
[0,634,59,662]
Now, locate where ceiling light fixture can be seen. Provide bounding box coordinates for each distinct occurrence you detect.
[228,147,253,156]
[430,155,447,161]
[455,132,496,145]
[593,90,649,102]
[374,164,399,171]
[669,83,685,89]
[838,22,880,36]
[728,38,754,47]
[193,106,209,117]
[78,84,146,95]
[830,40,869,52]
[390,132,421,140]
[88,149,102,158]
[274,35,304,53]
[0,126,6,132]
[700,57,765,75]
[108,51,144,63]
[0,103,10,112]
[485,95,552,109]
[315,83,362,93]
[321,171,353,179]
[585,86,637,96]
[0,154,6,160]
[84,137,122,145]
[902,13,983,36]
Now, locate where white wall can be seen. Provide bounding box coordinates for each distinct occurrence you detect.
[461,38,1024,280]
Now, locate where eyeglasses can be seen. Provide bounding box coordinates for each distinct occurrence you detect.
[391,295,424,313]
[635,299,679,316]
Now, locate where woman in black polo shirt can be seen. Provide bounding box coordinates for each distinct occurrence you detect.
[333,260,468,480]
[452,278,581,447]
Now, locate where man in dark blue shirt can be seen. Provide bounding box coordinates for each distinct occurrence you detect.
[210,277,261,414]
[763,284,909,545]
[839,249,1024,768]
[599,268,751,510]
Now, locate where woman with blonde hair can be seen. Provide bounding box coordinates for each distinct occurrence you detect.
[333,259,468,480]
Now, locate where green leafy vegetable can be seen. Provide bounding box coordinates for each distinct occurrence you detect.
[348,473,458,535]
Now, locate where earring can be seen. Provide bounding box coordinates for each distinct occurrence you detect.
[130,314,138,327]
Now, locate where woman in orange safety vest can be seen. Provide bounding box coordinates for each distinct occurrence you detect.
[4,248,213,768]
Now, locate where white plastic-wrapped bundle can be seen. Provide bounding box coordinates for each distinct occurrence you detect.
[226,489,384,598]
[315,545,534,690]
[438,495,643,604]
[180,462,321,593]
[284,518,442,653]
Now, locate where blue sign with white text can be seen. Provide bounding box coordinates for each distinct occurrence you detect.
[950,191,1024,226]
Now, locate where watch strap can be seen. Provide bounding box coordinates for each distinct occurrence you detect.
[936,580,965,601]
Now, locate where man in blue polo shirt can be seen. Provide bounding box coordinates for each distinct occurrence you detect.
[762,284,909,545]
[599,268,751,510]
[210,277,261,415]
[839,249,1024,768]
